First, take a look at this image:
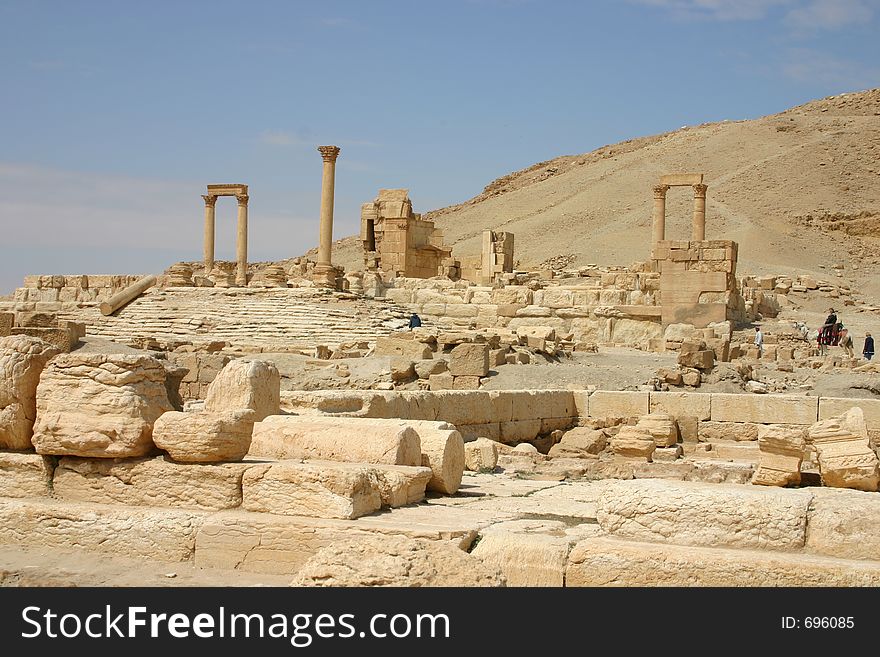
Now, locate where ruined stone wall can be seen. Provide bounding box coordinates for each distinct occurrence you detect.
[4,275,144,313]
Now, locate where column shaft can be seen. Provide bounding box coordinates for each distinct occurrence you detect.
[317,148,339,267]
[202,195,216,272]
[652,185,668,247]
[692,184,707,241]
[236,195,249,286]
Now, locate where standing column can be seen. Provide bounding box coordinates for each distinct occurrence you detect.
[652,184,669,247]
[314,145,341,287]
[235,194,249,286]
[202,194,217,273]
[692,183,707,241]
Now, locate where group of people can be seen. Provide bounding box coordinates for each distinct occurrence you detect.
[753,308,874,360]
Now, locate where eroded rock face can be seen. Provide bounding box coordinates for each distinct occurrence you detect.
[465,437,499,471]
[549,427,607,458]
[610,426,655,460]
[152,409,256,463]
[204,359,280,422]
[290,534,506,587]
[0,336,60,450]
[636,413,679,447]
[31,354,172,458]
[808,407,880,492]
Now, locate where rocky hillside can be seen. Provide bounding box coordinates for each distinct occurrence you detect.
[329,89,880,297]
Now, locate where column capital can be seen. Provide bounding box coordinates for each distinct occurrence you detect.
[317,145,341,162]
[236,194,249,206]
[652,184,670,198]
[202,194,218,208]
[692,183,708,198]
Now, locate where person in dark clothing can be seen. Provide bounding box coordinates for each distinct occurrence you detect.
[408,313,422,330]
[819,308,839,354]
[865,332,875,361]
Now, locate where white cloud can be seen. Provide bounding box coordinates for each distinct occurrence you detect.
[629,0,794,21]
[785,0,874,30]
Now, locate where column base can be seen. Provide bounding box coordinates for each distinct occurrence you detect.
[311,264,338,289]
[235,266,248,287]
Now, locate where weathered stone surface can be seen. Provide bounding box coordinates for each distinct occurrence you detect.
[818,397,880,430]
[428,372,454,390]
[471,531,568,587]
[414,358,447,379]
[0,336,60,450]
[374,337,433,360]
[0,497,204,562]
[678,349,715,370]
[152,409,256,463]
[698,421,760,442]
[368,463,433,507]
[548,427,606,457]
[204,359,280,421]
[596,479,811,550]
[464,437,499,472]
[652,444,682,461]
[241,461,382,519]
[752,425,805,487]
[0,451,53,497]
[610,426,655,459]
[452,375,482,390]
[588,391,648,419]
[249,416,422,466]
[291,534,505,587]
[807,407,880,491]
[710,394,818,425]
[448,343,489,377]
[31,354,173,458]
[648,391,711,421]
[636,413,679,447]
[405,420,465,494]
[566,536,880,586]
[52,456,248,510]
[805,488,880,560]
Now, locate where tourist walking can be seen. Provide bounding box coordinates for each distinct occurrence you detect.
[865,332,875,361]
[754,326,763,358]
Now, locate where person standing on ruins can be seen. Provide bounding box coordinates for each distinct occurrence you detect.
[409,313,422,330]
[864,332,875,361]
[839,326,854,358]
[754,326,763,358]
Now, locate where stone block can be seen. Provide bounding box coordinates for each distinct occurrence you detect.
[464,437,499,471]
[452,375,482,390]
[610,426,655,459]
[0,336,61,450]
[449,343,489,377]
[807,408,879,491]
[649,391,711,421]
[0,451,53,497]
[152,409,256,463]
[429,372,454,390]
[752,425,806,487]
[588,391,649,419]
[596,479,811,550]
[204,359,280,422]
[805,488,880,560]
[710,394,818,425]
[819,397,880,430]
[471,531,568,587]
[636,413,679,447]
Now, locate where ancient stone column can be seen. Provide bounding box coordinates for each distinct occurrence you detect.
[235,194,249,286]
[314,145,341,288]
[652,184,669,246]
[202,194,217,273]
[692,183,708,241]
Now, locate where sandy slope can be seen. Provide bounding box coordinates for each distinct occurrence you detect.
[328,89,880,297]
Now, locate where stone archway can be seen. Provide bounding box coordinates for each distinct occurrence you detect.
[202,183,249,286]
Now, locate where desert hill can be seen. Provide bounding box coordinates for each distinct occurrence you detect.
[328,89,880,297]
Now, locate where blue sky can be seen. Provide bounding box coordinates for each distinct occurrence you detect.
[1,0,878,293]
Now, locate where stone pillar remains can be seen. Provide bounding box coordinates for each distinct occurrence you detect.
[692,183,707,241]
[202,194,217,273]
[99,275,157,316]
[651,184,668,246]
[235,193,249,286]
[314,145,341,288]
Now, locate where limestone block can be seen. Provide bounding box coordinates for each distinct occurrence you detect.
[448,343,489,377]
[52,456,248,510]
[548,427,606,457]
[489,348,508,367]
[805,488,880,560]
[452,375,482,390]
[369,463,433,507]
[429,372,454,390]
[499,419,543,444]
[470,531,568,587]
[152,409,256,463]
[464,437,499,472]
[652,444,683,461]
[807,408,879,491]
[374,337,432,360]
[819,397,880,430]
[682,370,701,387]
[710,394,818,425]
[610,426,655,459]
[249,416,422,466]
[32,353,173,458]
[678,349,715,370]
[491,287,532,305]
[404,420,465,494]
[291,534,505,587]
[649,391,711,421]
[414,358,446,379]
[698,420,760,442]
[0,335,61,449]
[204,359,280,421]
[390,357,415,383]
[636,413,679,447]
[0,451,53,497]
[596,479,811,550]
[565,536,880,587]
[241,461,382,519]
[752,425,805,487]
[588,391,649,419]
[0,497,204,562]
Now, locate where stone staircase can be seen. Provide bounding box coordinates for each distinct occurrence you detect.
[59,287,411,349]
